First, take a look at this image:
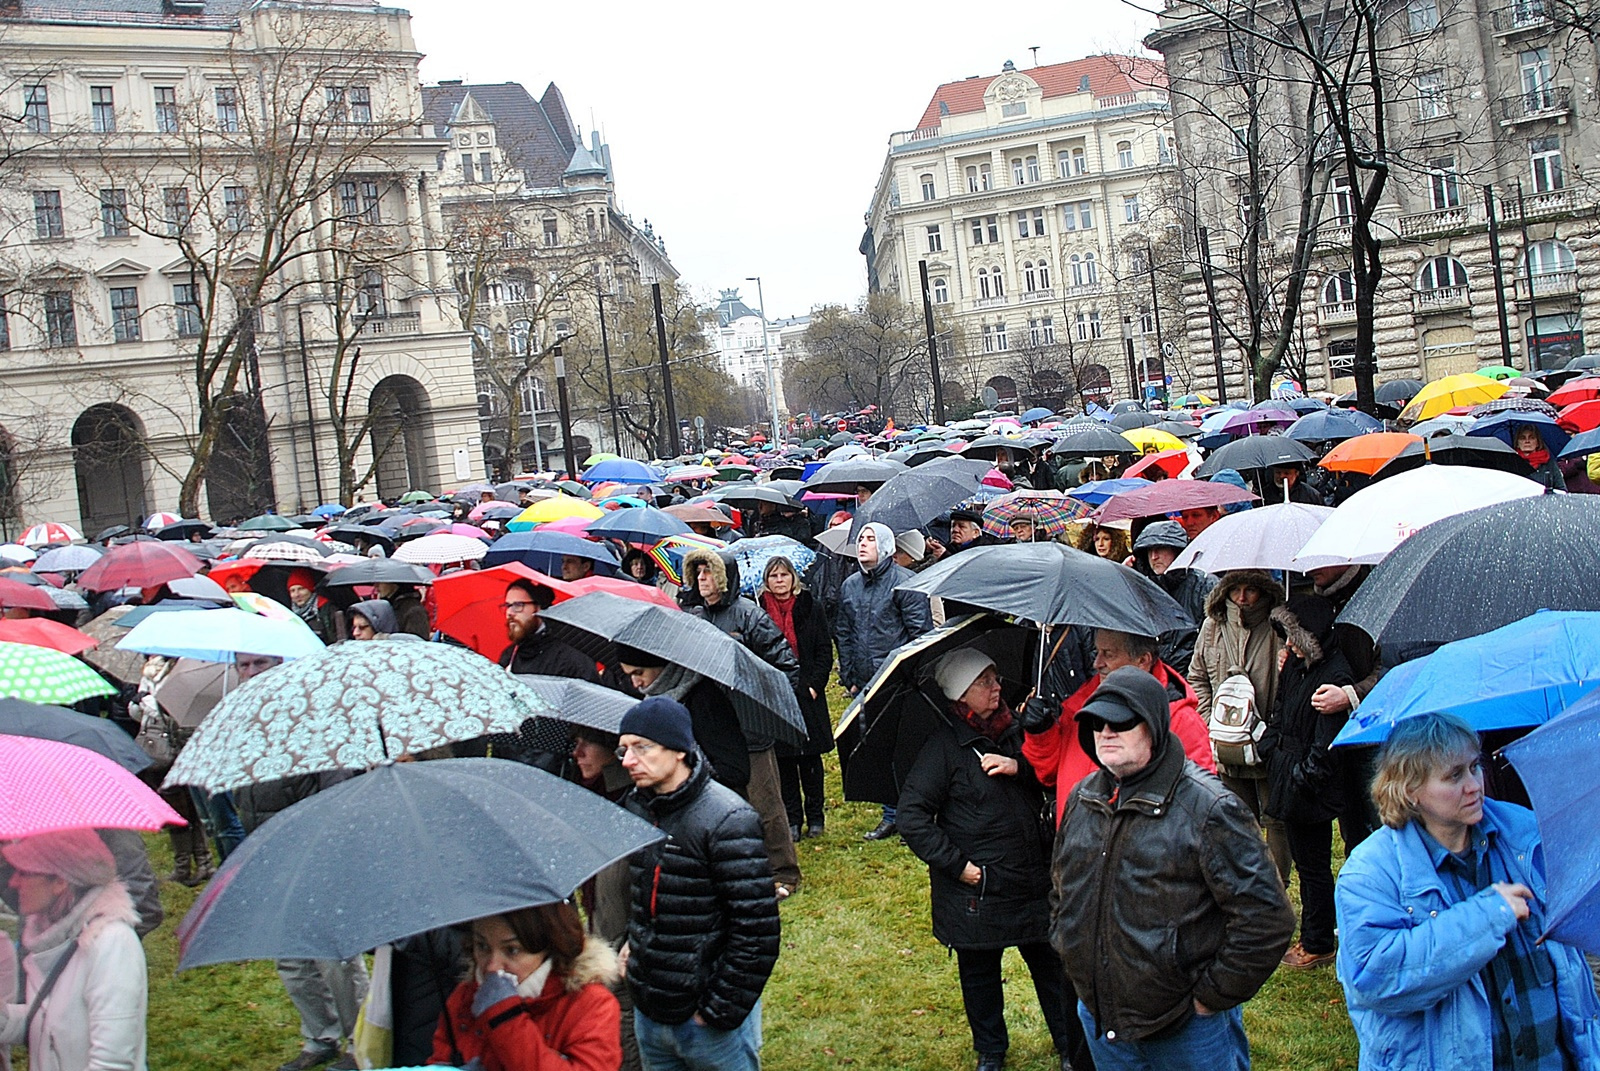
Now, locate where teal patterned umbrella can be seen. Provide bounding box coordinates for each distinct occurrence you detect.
[165,637,554,792]
[0,641,116,705]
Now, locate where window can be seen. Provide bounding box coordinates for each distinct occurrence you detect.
[1418,256,1468,292]
[32,190,62,239]
[154,86,179,132]
[1116,141,1135,169]
[109,287,140,342]
[506,278,528,302]
[1139,306,1157,334]
[215,86,239,131]
[1024,261,1038,292]
[1027,156,1041,183]
[977,267,995,299]
[1075,311,1103,341]
[479,152,493,182]
[0,296,9,352]
[1531,135,1564,192]
[509,319,531,356]
[99,188,129,237]
[350,86,372,124]
[932,277,949,303]
[994,321,1008,350]
[520,377,548,416]
[1057,145,1087,177]
[1130,247,1150,274]
[1229,122,1249,160]
[1011,156,1039,184]
[920,174,936,200]
[1330,172,1355,224]
[44,290,75,347]
[1428,157,1461,210]
[1526,239,1575,277]
[1062,201,1094,231]
[543,216,558,246]
[1407,0,1439,32]
[1069,252,1100,287]
[965,162,992,192]
[460,154,475,182]
[324,86,347,123]
[356,269,385,317]
[163,187,190,236]
[586,209,597,236]
[1122,194,1141,223]
[983,323,1010,352]
[1001,101,1027,118]
[1520,47,1553,108]
[23,85,48,133]
[1029,317,1052,346]
[223,185,249,233]
[1016,208,1046,238]
[90,86,115,133]
[969,215,999,245]
[1416,71,1448,120]
[173,283,202,337]
[1159,135,1177,165]
[926,224,943,253]
[1322,270,1357,305]
[338,179,381,224]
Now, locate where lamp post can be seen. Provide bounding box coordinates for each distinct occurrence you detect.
[553,338,576,478]
[596,283,622,452]
[746,275,783,441]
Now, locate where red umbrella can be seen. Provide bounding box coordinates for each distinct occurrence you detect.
[1093,480,1260,524]
[431,563,579,658]
[1549,376,1600,408]
[0,578,60,613]
[1559,399,1600,434]
[76,541,202,592]
[0,618,97,655]
[1124,448,1191,480]
[565,575,680,609]
[0,735,184,837]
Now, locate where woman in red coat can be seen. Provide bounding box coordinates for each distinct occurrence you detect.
[430,901,622,1071]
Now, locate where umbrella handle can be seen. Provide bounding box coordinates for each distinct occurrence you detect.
[1035,625,1046,696]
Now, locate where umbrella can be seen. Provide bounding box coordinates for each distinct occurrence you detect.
[174,758,663,967]
[0,618,97,656]
[961,435,1039,461]
[1217,409,1298,435]
[514,674,640,737]
[564,575,680,609]
[469,501,523,523]
[0,545,34,566]
[19,522,83,548]
[1468,397,1558,420]
[78,607,147,684]
[1338,494,1600,662]
[1476,364,1523,381]
[1317,432,1423,476]
[1049,424,1142,456]
[144,511,183,529]
[506,496,606,532]
[1374,379,1424,407]
[166,637,557,791]
[584,508,692,545]
[1123,448,1191,480]
[1557,400,1600,434]
[394,532,489,565]
[241,540,327,563]
[1548,376,1600,408]
[1285,409,1382,442]
[236,514,300,533]
[0,698,148,772]
[0,734,183,837]
[0,641,116,705]
[76,541,203,592]
[664,464,719,483]
[1467,410,1572,454]
[1400,373,1509,422]
[1066,477,1152,506]
[707,484,799,509]
[539,592,806,746]
[1111,411,1164,431]
[837,616,1035,805]
[1121,428,1187,453]
[310,503,347,518]
[898,542,1192,635]
[93,525,131,543]
[1092,480,1258,524]
[649,534,728,585]
[1334,611,1600,746]
[727,536,817,596]
[801,457,907,495]
[578,459,664,485]
[1193,435,1316,477]
[1560,427,1600,461]
[152,519,213,542]
[116,607,324,664]
[1373,433,1532,478]
[663,504,735,530]
[321,559,435,587]
[980,490,1094,539]
[1408,414,1478,438]
[482,531,620,574]
[1169,503,1333,573]
[0,578,60,613]
[151,658,235,729]
[1291,465,1544,569]
[431,564,579,657]
[1152,420,1203,440]
[849,457,993,537]
[30,544,102,574]
[397,491,435,505]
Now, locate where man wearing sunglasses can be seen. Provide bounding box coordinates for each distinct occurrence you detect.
[1051,666,1294,1071]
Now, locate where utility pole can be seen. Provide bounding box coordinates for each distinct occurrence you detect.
[1484,185,1514,365]
[746,276,783,442]
[553,342,576,478]
[596,285,622,453]
[1515,180,1540,369]
[1196,225,1228,403]
[651,282,680,457]
[919,259,946,423]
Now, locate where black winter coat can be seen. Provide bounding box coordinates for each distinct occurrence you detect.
[1262,647,1355,825]
[497,626,599,682]
[764,591,835,757]
[673,676,751,796]
[898,715,1051,950]
[624,753,780,1031]
[389,590,432,638]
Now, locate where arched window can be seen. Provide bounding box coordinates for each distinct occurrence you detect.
[1037,261,1051,290]
[990,268,1004,297]
[520,376,548,416]
[920,173,936,200]
[1525,239,1576,277]
[1023,261,1038,292]
[1083,252,1097,284]
[932,277,949,303]
[1069,254,1084,287]
[509,319,532,356]
[1418,256,1468,292]
[1322,270,1356,305]
[977,268,992,299]
[471,323,493,358]
[1116,141,1135,169]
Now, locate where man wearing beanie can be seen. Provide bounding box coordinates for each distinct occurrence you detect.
[618,696,780,1071]
[286,568,339,645]
[1051,667,1294,1069]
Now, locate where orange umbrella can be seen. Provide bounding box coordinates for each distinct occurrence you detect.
[1318,432,1423,475]
[0,617,97,655]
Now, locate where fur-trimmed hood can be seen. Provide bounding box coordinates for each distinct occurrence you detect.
[681,547,739,601]
[1203,569,1284,622]
[563,934,621,992]
[22,881,137,956]
[1270,595,1337,666]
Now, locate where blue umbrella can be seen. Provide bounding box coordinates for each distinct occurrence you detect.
[1285,409,1383,442]
[1333,611,1600,746]
[481,531,621,575]
[580,458,664,484]
[1561,427,1600,461]
[1467,410,1572,454]
[1067,477,1151,505]
[584,508,692,545]
[729,536,817,596]
[116,607,325,664]
[1503,688,1600,954]
[1020,406,1054,424]
[310,503,347,518]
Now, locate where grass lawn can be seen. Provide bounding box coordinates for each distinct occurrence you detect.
[138,702,1359,1069]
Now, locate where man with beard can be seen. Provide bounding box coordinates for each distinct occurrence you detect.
[498,579,597,681]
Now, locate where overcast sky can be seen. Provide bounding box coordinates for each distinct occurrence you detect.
[403,0,1157,319]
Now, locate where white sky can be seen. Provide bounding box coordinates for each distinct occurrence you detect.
[402,0,1157,318]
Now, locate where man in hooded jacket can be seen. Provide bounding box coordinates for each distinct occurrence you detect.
[1051,667,1294,1069]
[1128,521,1216,674]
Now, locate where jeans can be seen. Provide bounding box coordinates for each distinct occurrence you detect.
[956,943,1079,1059]
[1078,1002,1249,1071]
[188,787,246,860]
[277,956,369,1051]
[777,754,824,828]
[635,1000,761,1071]
[1284,819,1337,954]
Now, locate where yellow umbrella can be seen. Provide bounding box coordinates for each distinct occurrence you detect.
[1400,373,1509,422]
[508,496,605,529]
[1120,428,1186,453]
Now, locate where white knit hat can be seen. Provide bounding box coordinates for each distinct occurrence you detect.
[934,647,996,701]
[894,530,926,562]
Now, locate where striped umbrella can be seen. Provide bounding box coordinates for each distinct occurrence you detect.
[19,522,82,548]
[394,532,490,565]
[648,533,727,585]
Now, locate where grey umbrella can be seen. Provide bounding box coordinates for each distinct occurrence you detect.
[0,697,151,772]
[1193,434,1316,476]
[321,559,435,587]
[850,456,993,537]
[800,457,907,495]
[1048,424,1141,456]
[513,673,639,738]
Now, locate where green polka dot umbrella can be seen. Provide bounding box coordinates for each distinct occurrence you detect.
[0,641,117,706]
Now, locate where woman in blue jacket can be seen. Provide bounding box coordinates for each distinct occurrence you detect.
[1335,712,1600,1070]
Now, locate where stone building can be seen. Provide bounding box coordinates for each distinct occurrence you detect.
[710,287,794,429]
[862,55,1184,413]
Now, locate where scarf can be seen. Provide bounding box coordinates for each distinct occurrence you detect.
[645,662,700,702]
[955,700,1014,742]
[1521,447,1551,468]
[1226,598,1271,631]
[760,592,800,656]
[290,596,319,625]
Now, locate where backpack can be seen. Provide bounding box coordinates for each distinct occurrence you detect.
[1209,672,1265,767]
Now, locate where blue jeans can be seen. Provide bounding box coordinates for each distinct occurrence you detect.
[1078,1002,1249,1071]
[189,788,246,860]
[635,1000,762,1071]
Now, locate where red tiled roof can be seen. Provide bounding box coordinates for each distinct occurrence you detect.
[914,54,1167,130]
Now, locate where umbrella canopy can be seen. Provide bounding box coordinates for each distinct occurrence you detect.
[706,484,799,509]
[980,490,1094,539]
[539,592,806,746]
[662,504,736,529]
[1339,494,1600,662]
[898,542,1191,634]
[1467,410,1572,454]
[166,637,557,791]
[0,578,60,613]
[1285,409,1382,442]
[1400,373,1509,422]
[30,544,102,574]
[1557,400,1600,434]
[76,541,203,592]
[0,734,183,837]
[78,607,147,684]
[0,642,116,705]
[1121,428,1188,453]
[0,545,34,566]
[1169,503,1332,573]
[584,508,692,545]
[649,534,729,585]
[1193,435,1316,477]
[20,522,83,548]
[1092,480,1258,524]
[580,458,664,485]
[152,658,235,729]
[1561,426,1600,461]
[1123,448,1191,480]
[396,491,435,505]
[506,496,606,532]
[1045,425,1139,457]
[310,503,347,518]
[727,536,817,596]
[664,465,719,483]
[1548,376,1600,408]
[116,607,324,664]
[0,618,97,656]
[514,674,640,737]
[175,759,664,967]
[1469,396,1558,420]
[1292,466,1543,569]
[1111,411,1165,431]
[144,512,183,530]
[1066,477,1151,506]
[1409,414,1479,438]
[152,519,213,542]
[482,531,620,573]
[0,698,148,771]
[564,575,680,609]
[1373,433,1532,478]
[432,564,578,657]
[801,456,907,495]
[849,457,993,537]
[1334,611,1600,746]
[1476,364,1523,381]
[237,514,300,532]
[320,559,435,587]
[1217,408,1298,435]
[241,540,327,563]
[1317,432,1423,475]
[394,532,489,565]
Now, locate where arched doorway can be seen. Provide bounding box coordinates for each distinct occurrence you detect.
[983,375,1019,412]
[206,393,276,523]
[368,375,434,499]
[1078,364,1114,408]
[72,404,147,534]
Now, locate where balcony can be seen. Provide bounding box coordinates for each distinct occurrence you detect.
[1515,186,1588,222]
[1061,281,1103,298]
[1318,300,1359,325]
[1397,205,1475,238]
[1315,222,1353,249]
[1018,287,1056,303]
[1517,269,1579,300]
[1492,1,1549,32]
[974,294,1009,309]
[1500,85,1571,125]
[355,309,422,337]
[1414,285,1471,313]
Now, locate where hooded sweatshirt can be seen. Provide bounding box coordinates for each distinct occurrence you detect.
[347,598,398,636]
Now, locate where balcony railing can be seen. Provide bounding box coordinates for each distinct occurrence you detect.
[1318,300,1359,324]
[1501,85,1571,123]
[1493,1,1548,30]
[1315,223,1353,249]
[1019,287,1056,302]
[355,309,422,337]
[1061,281,1103,298]
[974,294,1009,309]
[1518,270,1579,299]
[1397,205,1475,237]
[1414,285,1470,312]
[1518,187,1584,220]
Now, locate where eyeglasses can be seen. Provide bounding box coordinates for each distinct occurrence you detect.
[502,601,537,612]
[615,742,662,760]
[1082,714,1142,734]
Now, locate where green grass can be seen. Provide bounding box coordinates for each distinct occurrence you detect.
[135,687,1359,1070]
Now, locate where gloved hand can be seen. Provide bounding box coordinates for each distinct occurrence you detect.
[1018,695,1060,734]
[471,970,520,1016]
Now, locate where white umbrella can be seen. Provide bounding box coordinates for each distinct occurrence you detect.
[1290,465,1544,570]
[1170,503,1333,573]
[243,541,325,563]
[394,532,489,564]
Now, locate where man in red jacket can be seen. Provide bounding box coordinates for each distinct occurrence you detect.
[1020,629,1217,823]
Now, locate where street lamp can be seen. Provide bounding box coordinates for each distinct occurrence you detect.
[745,276,783,441]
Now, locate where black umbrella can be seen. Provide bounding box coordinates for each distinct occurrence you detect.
[1048,424,1140,456]
[706,484,799,508]
[1468,397,1559,419]
[539,592,806,746]
[152,519,213,541]
[513,674,639,738]
[175,759,663,967]
[1374,379,1425,406]
[0,698,150,772]
[1152,420,1202,440]
[321,559,435,587]
[1338,493,1600,663]
[897,542,1192,636]
[1193,435,1316,476]
[959,435,1039,461]
[850,456,992,537]
[836,616,1034,805]
[800,457,907,495]
[1111,411,1164,431]
[93,525,132,543]
[1373,434,1533,479]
